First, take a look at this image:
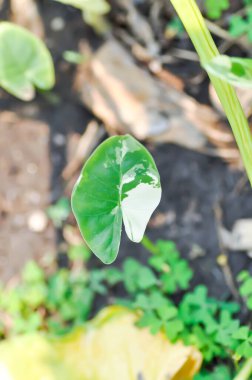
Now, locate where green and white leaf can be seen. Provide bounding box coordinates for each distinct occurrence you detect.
[71,135,161,264]
[0,22,55,101]
[204,55,252,88]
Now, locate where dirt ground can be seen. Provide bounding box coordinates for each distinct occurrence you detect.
[0,0,252,301]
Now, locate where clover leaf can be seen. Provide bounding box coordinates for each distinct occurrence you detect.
[205,0,230,20]
[179,286,218,331]
[136,296,183,341]
[122,258,157,294]
[233,326,252,359]
[238,271,252,310]
[195,365,232,380]
[149,240,193,294]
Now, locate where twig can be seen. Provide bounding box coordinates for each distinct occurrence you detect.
[141,235,159,255]
[205,19,250,51]
[162,49,199,62]
[62,121,105,181]
[214,204,240,302]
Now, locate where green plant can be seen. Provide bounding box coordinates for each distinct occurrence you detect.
[204,0,230,20]
[229,7,252,42]
[1,238,252,378]
[166,17,184,38]
[54,0,110,32]
[169,0,252,186]
[71,135,161,264]
[0,22,55,101]
[195,365,232,380]
[203,55,252,87]
[238,271,252,310]
[47,197,71,228]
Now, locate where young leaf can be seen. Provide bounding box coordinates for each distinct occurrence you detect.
[233,326,252,358]
[204,55,252,88]
[0,22,55,101]
[204,0,230,20]
[229,9,252,42]
[71,135,161,264]
[54,0,110,32]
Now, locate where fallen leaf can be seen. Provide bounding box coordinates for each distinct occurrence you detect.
[0,306,202,380]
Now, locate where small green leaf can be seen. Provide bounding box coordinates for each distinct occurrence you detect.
[205,0,230,20]
[54,0,110,32]
[47,197,71,227]
[204,55,252,88]
[63,50,86,65]
[68,244,91,262]
[229,9,252,42]
[233,326,252,358]
[122,259,157,293]
[0,22,55,100]
[72,135,161,264]
[22,261,45,284]
[195,365,232,380]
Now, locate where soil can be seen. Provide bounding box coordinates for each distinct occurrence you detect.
[0,0,252,302]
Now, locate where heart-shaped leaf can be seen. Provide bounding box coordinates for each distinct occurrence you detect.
[71,135,161,264]
[204,55,252,88]
[0,22,55,101]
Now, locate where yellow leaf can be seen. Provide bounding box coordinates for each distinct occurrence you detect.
[0,306,202,380]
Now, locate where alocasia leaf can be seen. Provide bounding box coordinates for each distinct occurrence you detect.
[204,55,252,88]
[0,22,55,101]
[71,135,161,264]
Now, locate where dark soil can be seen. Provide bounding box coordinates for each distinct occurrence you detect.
[1,0,252,301]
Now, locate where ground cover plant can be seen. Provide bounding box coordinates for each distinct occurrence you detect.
[0,238,251,378]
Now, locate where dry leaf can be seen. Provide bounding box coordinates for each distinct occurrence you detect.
[0,306,202,380]
[75,39,241,166]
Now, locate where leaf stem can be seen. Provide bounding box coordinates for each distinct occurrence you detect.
[169,0,252,185]
[234,359,252,380]
[141,235,159,255]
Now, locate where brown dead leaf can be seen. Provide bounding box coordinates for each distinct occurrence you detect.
[75,39,241,166]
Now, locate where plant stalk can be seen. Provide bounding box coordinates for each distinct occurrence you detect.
[141,235,159,255]
[234,359,252,380]
[169,0,252,185]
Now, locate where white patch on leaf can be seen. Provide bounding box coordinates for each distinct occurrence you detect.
[121,182,161,242]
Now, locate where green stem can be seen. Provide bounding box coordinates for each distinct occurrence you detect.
[141,235,159,255]
[234,359,252,380]
[169,0,252,186]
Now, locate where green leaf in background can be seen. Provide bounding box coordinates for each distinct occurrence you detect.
[71,135,161,264]
[204,55,252,88]
[47,197,71,227]
[237,271,252,310]
[229,9,252,42]
[195,365,232,380]
[204,0,230,20]
[232,326,252,358]
[0,22,55,101]
[54,0,110,32]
